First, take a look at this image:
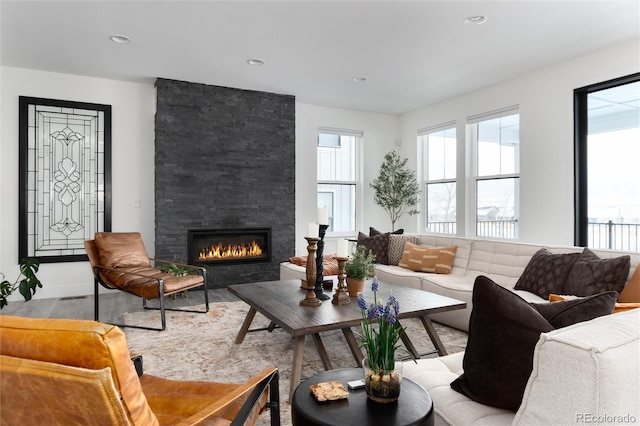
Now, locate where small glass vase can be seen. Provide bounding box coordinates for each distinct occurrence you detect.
[362,358,403,403]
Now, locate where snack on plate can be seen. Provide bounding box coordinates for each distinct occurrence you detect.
[309,381,350,401]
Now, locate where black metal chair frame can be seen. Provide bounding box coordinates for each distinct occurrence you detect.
[231,369,281,426]
[92,259,209,331]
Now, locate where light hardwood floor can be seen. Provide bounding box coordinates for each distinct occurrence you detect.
[1,288,238,323]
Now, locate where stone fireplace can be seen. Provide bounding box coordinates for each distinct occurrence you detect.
[154,78,295,289]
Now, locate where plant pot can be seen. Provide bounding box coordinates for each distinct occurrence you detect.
[346,277,365,297]
[362,358,403,403]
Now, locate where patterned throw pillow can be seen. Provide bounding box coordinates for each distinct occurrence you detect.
[563,249,630,296]
[357,232,390,265]
[398,242,457,274]
[387,234,420,265]
[513,249,581,299]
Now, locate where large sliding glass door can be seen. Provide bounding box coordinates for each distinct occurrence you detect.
[575,73,640,251]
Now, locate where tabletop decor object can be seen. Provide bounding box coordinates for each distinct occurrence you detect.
[331,255,350,305]
[300,236,321,306]
[345,245,375,296]
[357,278,414,403]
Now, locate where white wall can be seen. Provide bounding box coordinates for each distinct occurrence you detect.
[0,67,155,301]
[295,103,399,255]
[398,39,640,246]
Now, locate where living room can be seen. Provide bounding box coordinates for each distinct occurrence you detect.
[1,2,639,425]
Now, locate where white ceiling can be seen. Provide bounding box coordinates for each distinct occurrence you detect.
[1,1,638,115]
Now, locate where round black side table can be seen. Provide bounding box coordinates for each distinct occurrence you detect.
[291,368,433,426]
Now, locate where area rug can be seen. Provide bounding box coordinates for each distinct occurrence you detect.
[123,302,467,426]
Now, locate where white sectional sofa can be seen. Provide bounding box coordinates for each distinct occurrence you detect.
[280,234,640,331]
[402,308,640,426]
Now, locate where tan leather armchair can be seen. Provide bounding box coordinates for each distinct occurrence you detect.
[85,232,209,330]
[0,315,280,425]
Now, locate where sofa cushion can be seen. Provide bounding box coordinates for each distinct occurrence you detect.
[563,248,630,296]
[513,248,580,299]
[466,240,543,287]
[398,242,457,274]
[403,353,516,426]
[513,309,640,425]
[387,234,420,265]
[531,291,617,328]
[450,276,554,410]
[357,232,389,265]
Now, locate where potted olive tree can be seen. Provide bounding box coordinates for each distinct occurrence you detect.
[344,245,375,296]
[370,150,421,231]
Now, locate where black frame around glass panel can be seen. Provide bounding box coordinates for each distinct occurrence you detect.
[19,97,112,263]
[573,72,640,247]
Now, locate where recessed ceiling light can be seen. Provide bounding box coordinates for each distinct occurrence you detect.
[353,77,367,82]
[110,35,132,44]
[464,15,487,25]
[247,59,265,66]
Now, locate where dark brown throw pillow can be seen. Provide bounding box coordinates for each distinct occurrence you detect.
[563,249,630,297]
[369,227,404,236]
[513,249,581,299]
[357,232,389,265]
[531,291,617,328]
[451,276,554,410]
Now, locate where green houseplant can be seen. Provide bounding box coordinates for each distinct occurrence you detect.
[370,150,421,231]
[344,245,375,296]
[0,258,42,309]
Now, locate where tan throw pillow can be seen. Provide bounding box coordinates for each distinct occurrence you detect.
[94,232,150,268]
[398,242,457,274]
[618,266,640,303]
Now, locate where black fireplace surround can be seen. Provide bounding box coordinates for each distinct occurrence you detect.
[188,228,272,266]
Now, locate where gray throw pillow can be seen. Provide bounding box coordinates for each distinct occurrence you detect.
[387,234,420,266]
[513,249,581,299]
[357,232,389,265]
[563,249,630,296]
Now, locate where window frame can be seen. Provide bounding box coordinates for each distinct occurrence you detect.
[468,106,520,240]
[419,121,457,235]
[317,127,362,237]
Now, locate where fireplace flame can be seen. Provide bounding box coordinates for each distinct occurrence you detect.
[199,240,263,261]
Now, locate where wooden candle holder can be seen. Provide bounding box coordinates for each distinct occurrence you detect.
[332,256,350,305]
[300,237,321,307]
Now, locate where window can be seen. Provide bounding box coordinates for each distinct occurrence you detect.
[575,73,640,251]
[420,123,457,234]
[469,108,520,239]
[317,128,361,235]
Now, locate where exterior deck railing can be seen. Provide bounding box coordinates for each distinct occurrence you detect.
[427,220,639,252]
[588,221,639,252]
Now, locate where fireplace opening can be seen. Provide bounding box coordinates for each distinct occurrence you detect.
[187,228,272,265]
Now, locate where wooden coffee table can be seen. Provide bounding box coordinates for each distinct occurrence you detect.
[228,279,465,400]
